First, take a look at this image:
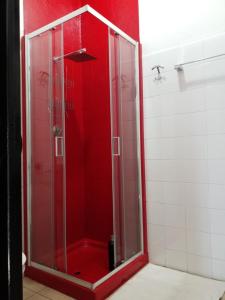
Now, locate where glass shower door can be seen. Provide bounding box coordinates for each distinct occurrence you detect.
[110,30,142,267]
[52,24,67,272]
[29,25,67,272]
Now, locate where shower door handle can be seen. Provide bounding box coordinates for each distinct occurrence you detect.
[112,136,120,156]
[55,136,64,157]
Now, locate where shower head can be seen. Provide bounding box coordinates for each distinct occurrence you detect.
[53,48,96,63]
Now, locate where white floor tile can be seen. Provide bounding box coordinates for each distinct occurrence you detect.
[107,264,225,300]
[23,277,46,292]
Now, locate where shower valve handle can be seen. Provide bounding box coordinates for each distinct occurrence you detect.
[113,137,120,156]
[152,65,164,75]
[55,136,64,157]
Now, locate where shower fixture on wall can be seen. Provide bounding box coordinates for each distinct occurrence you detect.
[152,64,165,80]
[53,48,96,62]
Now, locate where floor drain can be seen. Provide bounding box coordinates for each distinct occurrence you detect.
[74,271,81,275]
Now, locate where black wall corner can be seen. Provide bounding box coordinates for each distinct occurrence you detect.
[0,0,22,299]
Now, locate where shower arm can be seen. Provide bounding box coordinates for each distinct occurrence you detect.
[53,48,87,62]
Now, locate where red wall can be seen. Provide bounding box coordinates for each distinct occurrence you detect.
[81,13,113,242]
[82,0,140,40]
[24,0,140,41]
[24,0,81,33]
[64,60,86,244]
[62,12,113,246]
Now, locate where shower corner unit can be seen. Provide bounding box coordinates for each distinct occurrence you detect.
[23,4,148,300]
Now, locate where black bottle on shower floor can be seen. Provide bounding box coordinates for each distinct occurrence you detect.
[108,235,115,271]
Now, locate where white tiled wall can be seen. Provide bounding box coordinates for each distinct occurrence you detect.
[143,33,225,280]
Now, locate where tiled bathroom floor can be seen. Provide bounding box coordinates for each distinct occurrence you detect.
[23,277,74,300]
[23,264,225,300]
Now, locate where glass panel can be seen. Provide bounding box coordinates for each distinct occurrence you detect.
[118,36,141,260]
[109,30,142,267]
[52,24,67,273]
[29,25,67,271]
[109,30,124,266]
[30,31,55,268]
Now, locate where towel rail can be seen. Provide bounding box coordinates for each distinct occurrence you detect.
[175,52,225,71]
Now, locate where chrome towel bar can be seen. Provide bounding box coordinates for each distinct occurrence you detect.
[175,52,225,71]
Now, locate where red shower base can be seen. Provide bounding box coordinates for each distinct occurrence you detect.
[66,239,109,283]
[26,253,148,300]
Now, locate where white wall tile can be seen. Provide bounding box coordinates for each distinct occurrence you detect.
[171,136,207,160]
[145,181,151,202]
[170,88,205,115]
[202,58,225,85]
[145,160,170,181]
[161,112,207,138]
[163,182,185,206]
[147,182,207,207]
[147,181,164,203]
[149,202,166,226]
[166,227,186,251]
[166,249,187,271]
[203,34,225,58]
[205,83,225,111]
[145,160,151,181]
[156,71,180,95]
[147,160,208,183]
[208,160,225,184]
[187,254,212,278]
[208,184,225,209]
[143,96,162,118]
[207,110,225,134]
[145,137,207,160]
[211,210,225,235]
[211,234,225,260]
[143,98,153,119]
[144,88,205,118]
[212,259,225,280]
[146,200,151,222]
[183,183,209,208]
[181,41,203,64]
[149,244,166,266]
[144,139,165,160]
[143,75,160,98]
[148,224,166,248]
[187,207,211,232]
[178,160,208,183]
[144,118,161,139]
[187,231,212,257]
[165,205,186,228]
[208,135,225,159]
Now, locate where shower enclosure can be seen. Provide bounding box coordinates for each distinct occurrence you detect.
[25,5,147,299]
